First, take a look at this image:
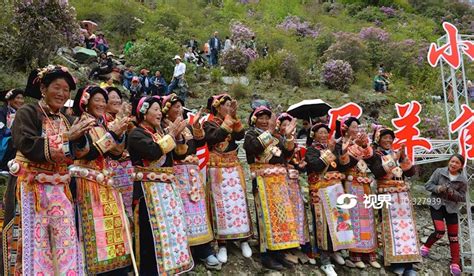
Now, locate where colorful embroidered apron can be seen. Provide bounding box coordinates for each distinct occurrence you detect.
[136,166,194,274]
[72,165,131,274]
[345,167,377,253]
[174,159,213,246]
[252,164,299,252]
[377,179,422,266]
[309,172,355,251]
[287,169,310,245]
[208,151,252,240]
[107,158,134,219]
[4,156,84,276]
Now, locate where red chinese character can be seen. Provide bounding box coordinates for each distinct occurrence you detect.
[449,104,474,162]
[428,22,474,69]
[392,101,432,163]
[327,103,363,138]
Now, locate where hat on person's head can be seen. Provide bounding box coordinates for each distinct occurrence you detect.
[105,86,122,99]
[140,69,150,75]
[372,125,395,146]
[135,96,162,122]
[206,93,232,115]
[172,55,182,61]
[25,65,76,99]
[132,76,139,83]
[0,89,25,102]
[276,112,293,131]
[73,85,108,116]
[335,116,360,139]
[106,51,114,57]
[249,106,272,127]
[161,93,184,115]
[306,123,330,147]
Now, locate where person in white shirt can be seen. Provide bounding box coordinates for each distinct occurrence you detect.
[167,55,187,101]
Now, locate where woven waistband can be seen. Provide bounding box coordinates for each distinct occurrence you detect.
[209,151,239,167]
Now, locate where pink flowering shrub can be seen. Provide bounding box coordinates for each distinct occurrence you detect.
[322,59,353,92]
[221,48,250,74]
[277,16,320,38]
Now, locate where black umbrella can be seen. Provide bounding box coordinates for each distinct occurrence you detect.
[286,99,332,120]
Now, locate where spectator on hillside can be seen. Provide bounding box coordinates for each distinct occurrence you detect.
[89,52,113,79]
[374,72,389,93]
[203,42,211,66]
[187,36,199,51]
[123,65,135,89]
[124,38,136,54]
[297,119,311,139]
[262,43,269,58]
[94,32,109,53]
[468,80,474,101]
[247,36,257,51]
[85,32,96,49]
[150,70,168,96]
[139,69,151,95]
[167,55,187,101]
[224,36,232,52]
[208,31,222,66]
[129,76,143,103]
[184,47,198,64]
[100,76,115,89]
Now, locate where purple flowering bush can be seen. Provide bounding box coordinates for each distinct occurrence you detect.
[322,59,353,92]
[323,32,368,71]
[6,0,81,69]
[359,27,390,43]
[242,47,259,61]
[423,115,448,139]
[221,48,250,74]
[230,21,255,44]
[277,16,320,38]
[380,6,397,18]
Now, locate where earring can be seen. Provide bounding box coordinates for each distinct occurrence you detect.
[41,94,45,98]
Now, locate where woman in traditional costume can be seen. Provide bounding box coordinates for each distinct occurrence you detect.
[244,106,299,271]
[305,123,356,276]
[2,65,94,275]
[0,89,25,171]
[128,96,194,275]
[203,94,253,263]
[365,126,421,276]
[161,93,220,269]
[276,113,314,265]
[70,86,132,275]
[335,117,381,269]
[104,86,135,220]
[422,153,466,276]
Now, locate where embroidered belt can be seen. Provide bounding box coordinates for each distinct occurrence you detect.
[377,179,409,193]
[249,163,287,178]
[133,166,175,182]
[174,155,199,165]
[346,173,372,184]
[9,157,70,185]
[209,151,239,167]
[70,166,115,187]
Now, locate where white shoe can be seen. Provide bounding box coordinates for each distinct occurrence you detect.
[369,261,381,269]
[354,261,366,269]
[321,264,338,276]
[331,252,345,265]
[217,246,228,263]
[200,255,221,270]
[241,241,252,258]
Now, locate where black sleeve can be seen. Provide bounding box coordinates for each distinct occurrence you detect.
[305,147,328,174]
[243,129,265,156]
[203,121,230,148]
[127,128,166,161]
